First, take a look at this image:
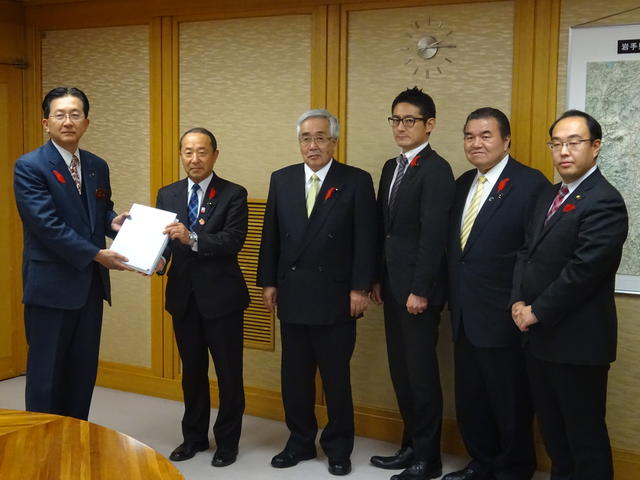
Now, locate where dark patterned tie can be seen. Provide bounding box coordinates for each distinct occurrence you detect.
[388,154,408,213]
[69,154,81,193]
[545,184,569,224]
[188,183,200,230]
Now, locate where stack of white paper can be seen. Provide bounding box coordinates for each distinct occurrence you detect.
[110,203,177,275]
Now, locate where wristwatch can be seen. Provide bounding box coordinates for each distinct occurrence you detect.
[188,231,198,247]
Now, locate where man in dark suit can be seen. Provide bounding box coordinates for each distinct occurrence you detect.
[13,87,129,420]
[511,110,628,480]
[257,109,376,476]
[369,87,455,480]
[156,127,249,467]
[444,108,549,480]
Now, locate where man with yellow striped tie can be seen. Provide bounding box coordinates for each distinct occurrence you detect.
[444,108,549,480]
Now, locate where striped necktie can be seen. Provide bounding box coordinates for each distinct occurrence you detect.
[388,154,408,213]
[460,175,487,249]
[545,184,569,224]
[188,183,200,230]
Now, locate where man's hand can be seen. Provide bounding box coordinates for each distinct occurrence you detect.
[370,283,383,304]
[512,303,538,332]
[511,301,525,320]
[406,293,428,315]
[111,211,129,232]
[94,249,129,270]
[262,286,277,312]
[350,290,370,317]
[154,257,166,274]
[164,221,191,245]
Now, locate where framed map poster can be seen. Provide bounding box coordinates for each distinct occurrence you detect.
[568,24,640,294]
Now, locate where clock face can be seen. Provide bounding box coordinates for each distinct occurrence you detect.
[402,17,456,79]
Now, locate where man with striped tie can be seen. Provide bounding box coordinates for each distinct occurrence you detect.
[511,110,628,480]
[444,108,548,480]
[156,127,249,468]
[14,87,130,421]
[370,87,455,480]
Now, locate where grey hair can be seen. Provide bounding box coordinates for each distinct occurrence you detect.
[296,109,340,139]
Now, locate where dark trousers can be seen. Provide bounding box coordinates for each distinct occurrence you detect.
[280,320,356,461]
[24,268,104,420]
[525,348,612,480]
[454,328,535,480]
[383,282,443,467]
[172,297,245,450]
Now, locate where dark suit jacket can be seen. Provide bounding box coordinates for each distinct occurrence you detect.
[156,173,250,319]
[448,156,549,347]
[257,160,377,325]
[377,144,455,306]
[14,140,117,309]
[511,168,628,365]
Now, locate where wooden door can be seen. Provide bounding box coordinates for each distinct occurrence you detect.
[0,65,26,380]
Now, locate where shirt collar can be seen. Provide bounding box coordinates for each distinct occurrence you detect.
[187,171,213,193]
[400,141,429,164]
[51,140,80,168]
[474,154,510,184]
[304,158,333,183]
[564,164,598,194]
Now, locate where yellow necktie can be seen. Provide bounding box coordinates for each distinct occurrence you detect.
[306,174,320,217]
[460,175,487,249]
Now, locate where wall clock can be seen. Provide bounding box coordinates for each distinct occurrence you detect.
[402,17,457,79]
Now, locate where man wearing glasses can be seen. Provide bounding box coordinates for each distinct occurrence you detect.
[13,87,129,420]
[511,110,628,480]
[370,87,455,480]
[258,109,376,476]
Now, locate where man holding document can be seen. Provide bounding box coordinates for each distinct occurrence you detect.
[13,87,129,420]
[156,127,249,468]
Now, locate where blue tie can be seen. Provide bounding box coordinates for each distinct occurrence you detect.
[188,183,200,230]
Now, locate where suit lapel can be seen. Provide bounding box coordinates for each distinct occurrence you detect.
[530,169,601,251]
[195,174,221,231]
[294,161,343,261]
[170,178,190,227]
[46,141,89,225]
[388,144,433,226]
[82,152,97,232]
[462,158,515,254]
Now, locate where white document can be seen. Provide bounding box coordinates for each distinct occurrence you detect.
[110,203,177,275]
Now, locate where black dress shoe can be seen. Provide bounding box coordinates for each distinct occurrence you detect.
[169,440,209,461]
[270,449,317,468]
[442,467,493,480]
[370,446,414,469]
[328,458,352,476]
[211,448,238,467]
[390,461,442,480]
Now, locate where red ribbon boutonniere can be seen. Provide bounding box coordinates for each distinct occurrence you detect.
[563,203,576,212]
[497,177,510,191]
[325,187,337,201]
[409,155,421,167]
[95,187,108,199]
[208,188,217,200]
[53,170,65,184]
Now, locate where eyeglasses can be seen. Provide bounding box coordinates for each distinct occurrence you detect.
[299,135,333,146]
[49,112,85,122]
[546,138,593,151]
[388,116,427,128]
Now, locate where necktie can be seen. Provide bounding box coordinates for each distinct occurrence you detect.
[306,174,320,217]
[188,183,200,230]
[460,175,487,249]
[388,154,408,213]
[545,184,569,224]
[69,154,81,193]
